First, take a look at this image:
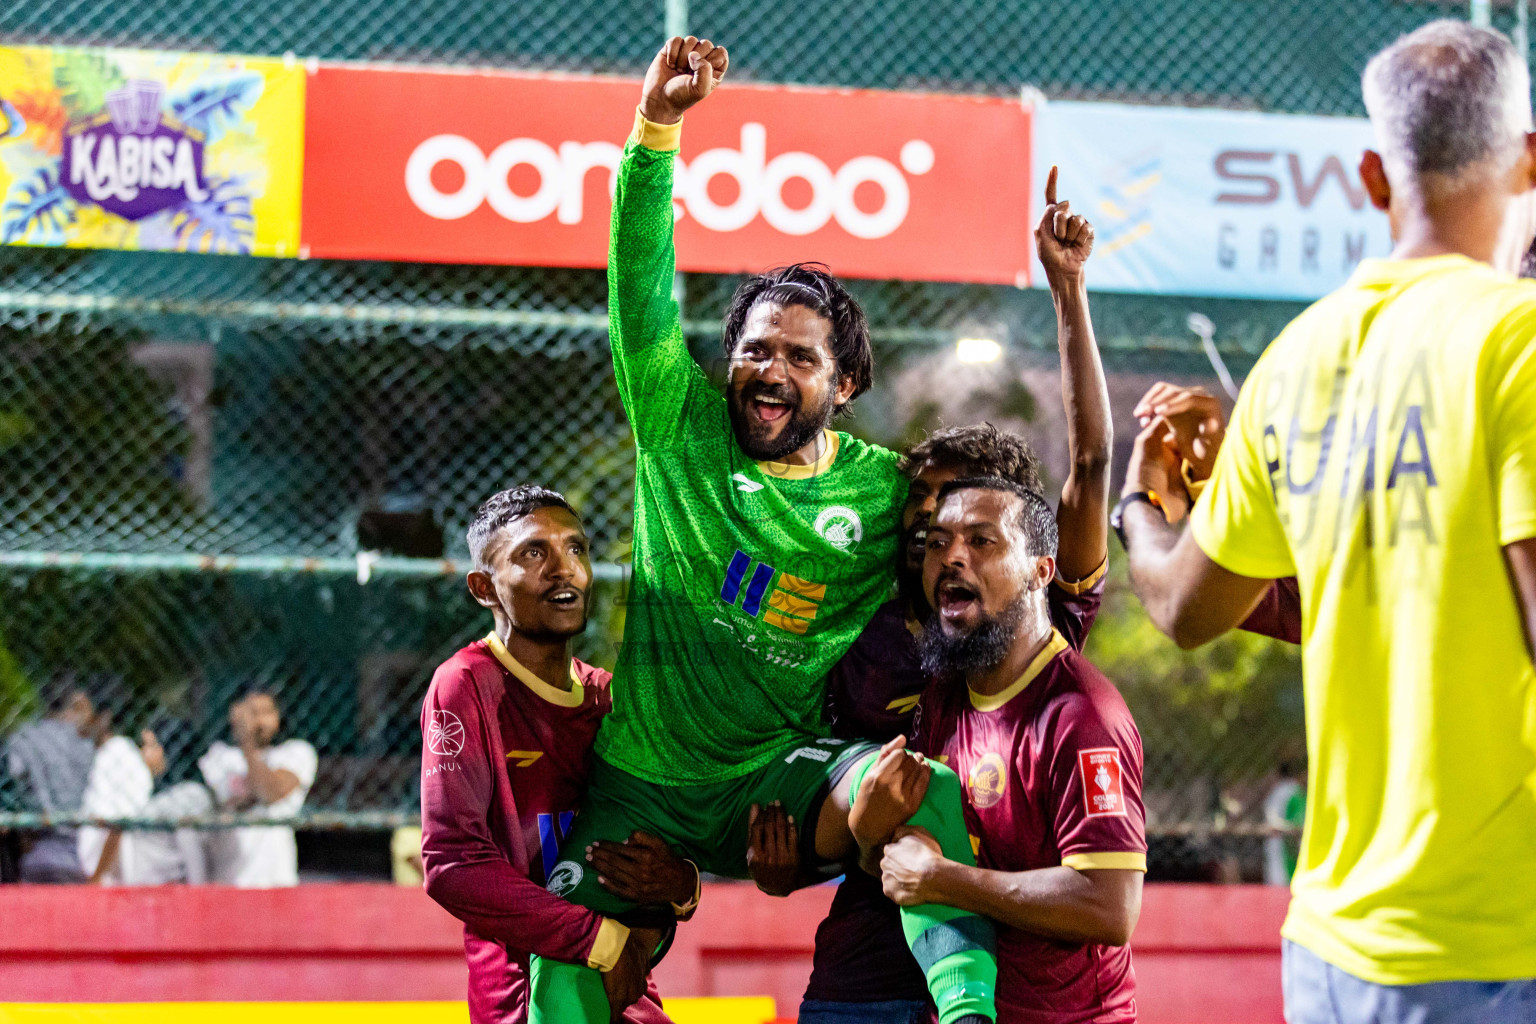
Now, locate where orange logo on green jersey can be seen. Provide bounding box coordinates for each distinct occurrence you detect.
[720,550,827,635]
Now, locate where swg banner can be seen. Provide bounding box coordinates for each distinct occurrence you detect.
[1033,101,1390,301]
[301,66,1033,285]
[0,46,305,257]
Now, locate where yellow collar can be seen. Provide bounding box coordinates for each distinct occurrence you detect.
[757,430,840,481]
[968,629,1069,712]
[483,631,585,708]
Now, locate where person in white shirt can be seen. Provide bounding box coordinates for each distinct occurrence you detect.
[78,715,213,886]
[198,691,317,887]
[77,708,155,885]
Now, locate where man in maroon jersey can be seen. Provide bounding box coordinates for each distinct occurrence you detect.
[800,166,1113,1024]
[888,476,1147,1024]
[420,486,700,1024]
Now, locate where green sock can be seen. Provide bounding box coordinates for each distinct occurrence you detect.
[851,754,998,1024]
[528,953,609,1024]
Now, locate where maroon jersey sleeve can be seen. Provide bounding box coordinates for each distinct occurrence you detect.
[1238,577,1302,645]
[1049,562,1107,653]
[1045,664,1148,870]
[420,659,605,965]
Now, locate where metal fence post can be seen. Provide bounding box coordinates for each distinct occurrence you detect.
[666,0,688,39]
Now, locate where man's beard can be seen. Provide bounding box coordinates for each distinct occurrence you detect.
[727,380,836,461]
[918,591,1029,679]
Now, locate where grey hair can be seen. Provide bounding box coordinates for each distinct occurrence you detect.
[1362,19,1531,181]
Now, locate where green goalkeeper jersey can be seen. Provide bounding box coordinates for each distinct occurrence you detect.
[595,117,906,784]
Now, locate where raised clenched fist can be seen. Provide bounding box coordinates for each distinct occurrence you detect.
[640,36,730,125]
[1036,165,1095,284]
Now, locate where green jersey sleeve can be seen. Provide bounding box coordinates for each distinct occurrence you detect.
[608,127,713,451]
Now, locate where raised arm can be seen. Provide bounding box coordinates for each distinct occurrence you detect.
[608,37,728,446]
[1036,167,1112,582]
[1120,417,1274,648]
[1131,383,1302,644]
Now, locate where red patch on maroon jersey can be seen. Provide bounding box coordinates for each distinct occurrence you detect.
[1079,747,1126,818]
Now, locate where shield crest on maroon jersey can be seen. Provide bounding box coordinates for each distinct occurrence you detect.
[967,751,1007,809]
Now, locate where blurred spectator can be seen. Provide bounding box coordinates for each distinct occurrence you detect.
[198,691,317,887]
[78,714,212,886]
[1263,762,1306,886]
[77,706,156,885]
[6,685,95,883]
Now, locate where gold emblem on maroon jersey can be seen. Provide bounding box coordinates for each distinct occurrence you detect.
[967,752,1007,809]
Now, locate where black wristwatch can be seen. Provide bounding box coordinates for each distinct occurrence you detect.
[1110,491,1162,549]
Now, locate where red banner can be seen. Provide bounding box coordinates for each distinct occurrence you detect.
[301,66,1032,285]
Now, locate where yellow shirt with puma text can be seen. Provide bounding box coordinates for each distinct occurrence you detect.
[1190,254,1536,985]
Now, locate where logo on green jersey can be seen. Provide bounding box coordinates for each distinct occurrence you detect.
[814,506,863,551]
[720,549,827,635]
[545,860,584,897]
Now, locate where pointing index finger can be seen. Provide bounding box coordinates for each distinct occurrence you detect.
[1045,165,1058,207]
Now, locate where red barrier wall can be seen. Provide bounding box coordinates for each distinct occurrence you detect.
[0,883,1288,1022]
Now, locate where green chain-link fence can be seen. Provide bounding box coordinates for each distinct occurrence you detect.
[0,0,1505,880]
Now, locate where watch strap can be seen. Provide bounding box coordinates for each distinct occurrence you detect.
[1111,491,1163,548]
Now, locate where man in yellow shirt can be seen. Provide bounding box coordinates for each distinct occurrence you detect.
[1116,20,1536,1023]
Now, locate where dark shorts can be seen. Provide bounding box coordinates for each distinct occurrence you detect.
[546,737,877,918]
[804,867,930,1003]
[797,999,932,1024]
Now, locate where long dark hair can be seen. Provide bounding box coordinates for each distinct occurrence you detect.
[720,263,873,415]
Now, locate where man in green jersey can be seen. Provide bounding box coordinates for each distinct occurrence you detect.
[529,36,998,1024]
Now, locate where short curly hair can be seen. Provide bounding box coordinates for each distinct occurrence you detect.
[467,485,576,571]
[938,476,1058,558]
[900,423,1044,495]
[720,263,873,416]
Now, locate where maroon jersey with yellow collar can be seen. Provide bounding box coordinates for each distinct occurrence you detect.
[807,569,1106,1006]
[913,628,1146,1024]
[420,632,669,1024]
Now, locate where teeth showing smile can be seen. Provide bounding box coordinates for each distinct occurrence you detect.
[547,589,580,607]
[752,395,791,423]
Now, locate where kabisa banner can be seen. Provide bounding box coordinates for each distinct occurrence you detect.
[301,66,1034,285]
[0,46,304,257]
[1033,101,1391,301]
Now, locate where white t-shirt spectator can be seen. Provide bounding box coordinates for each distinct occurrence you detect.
[198,739,318,887]
[77,736,154,883]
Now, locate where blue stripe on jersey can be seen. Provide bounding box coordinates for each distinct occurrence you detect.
[537,812,559,882]
[742,561,776,617]
[721,550,752,605]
